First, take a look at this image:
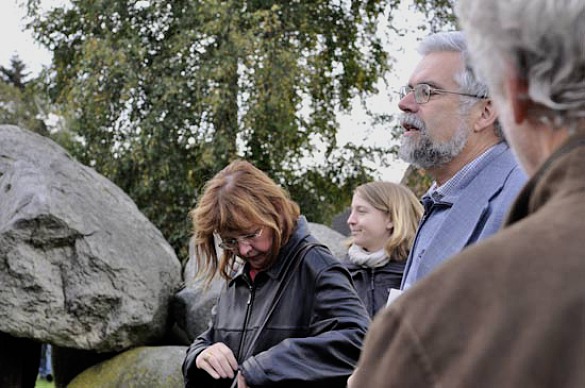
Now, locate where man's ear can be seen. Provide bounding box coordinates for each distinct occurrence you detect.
[505,71,530,124]
[473,98,498,132]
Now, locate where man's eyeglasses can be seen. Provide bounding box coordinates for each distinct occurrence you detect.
[399,83,487,104]
[216,228,263,251]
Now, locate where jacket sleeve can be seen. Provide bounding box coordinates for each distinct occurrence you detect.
[240,257,370,386]
[182,304,218,387]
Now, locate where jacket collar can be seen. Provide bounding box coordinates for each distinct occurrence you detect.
[264,216,311,281]
[506,130,585,225]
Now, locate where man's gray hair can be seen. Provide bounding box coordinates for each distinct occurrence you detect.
[456,0,585,128]
[418,31,503,138]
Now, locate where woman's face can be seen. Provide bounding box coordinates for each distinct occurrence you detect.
[347,192,393,252]
[221,227,274,270]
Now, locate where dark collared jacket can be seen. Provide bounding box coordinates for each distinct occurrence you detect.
[343,257,405,318]
[183,216,370,388]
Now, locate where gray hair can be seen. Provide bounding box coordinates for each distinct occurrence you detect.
[456,0,585,129]
[418,31,503,138]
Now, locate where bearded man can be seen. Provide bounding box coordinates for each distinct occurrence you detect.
[396,31,526,291]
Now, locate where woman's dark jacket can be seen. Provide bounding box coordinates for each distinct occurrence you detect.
[343,255,405,318]
[183,216,370,388]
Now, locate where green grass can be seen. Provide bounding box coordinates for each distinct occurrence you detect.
[35,376,55,388]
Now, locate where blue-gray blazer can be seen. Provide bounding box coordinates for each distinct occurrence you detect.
[401,144,527,289]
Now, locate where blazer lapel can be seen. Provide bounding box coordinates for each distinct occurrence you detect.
[415,146,519,281]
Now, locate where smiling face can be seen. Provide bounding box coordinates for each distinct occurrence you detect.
[347,192,393,253]
[397,51,472,170]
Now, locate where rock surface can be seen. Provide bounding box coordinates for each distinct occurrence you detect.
[308,221,348,259]
[0,125,182,352]
[67,346,187,388]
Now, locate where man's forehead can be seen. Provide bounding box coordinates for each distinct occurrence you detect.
[408,51,463,87]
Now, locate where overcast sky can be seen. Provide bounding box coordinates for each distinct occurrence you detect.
[1,1,51,75]
[1,0,425,182]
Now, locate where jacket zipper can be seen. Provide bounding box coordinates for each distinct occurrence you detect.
[369,267,375,317]
[408,205,433,264]
[236,280,255,361]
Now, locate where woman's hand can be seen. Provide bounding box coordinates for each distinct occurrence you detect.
[195,342,238,380]
[237,371,249,388]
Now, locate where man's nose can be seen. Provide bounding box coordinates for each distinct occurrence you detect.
[398,91,419,113]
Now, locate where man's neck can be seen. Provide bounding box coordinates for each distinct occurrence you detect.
[430,140,501,186]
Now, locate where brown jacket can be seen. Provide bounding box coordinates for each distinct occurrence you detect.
[351,131,585,388]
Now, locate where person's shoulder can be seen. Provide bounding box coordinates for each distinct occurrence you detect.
[498,164,527,200]
[506,161,528,183]
[405,222,525,303]
[338,253,356,267]
[485,146,527,197]
[300,242,345,271]
[387,236,504,331]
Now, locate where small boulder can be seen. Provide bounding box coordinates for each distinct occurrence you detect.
[67,346,187,388]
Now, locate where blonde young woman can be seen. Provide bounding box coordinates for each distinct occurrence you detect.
[344,181,423,318]
[182,160,369,388]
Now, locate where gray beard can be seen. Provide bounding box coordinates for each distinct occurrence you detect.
[398,121,470,170]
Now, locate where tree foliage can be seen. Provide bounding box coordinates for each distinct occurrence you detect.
[412,0,457,32]
[22,0,457,261]
[0,55,48,135]
[22,0,398,260]
[1,55,29,90]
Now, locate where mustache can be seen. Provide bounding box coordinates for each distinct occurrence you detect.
[399,113,426,132]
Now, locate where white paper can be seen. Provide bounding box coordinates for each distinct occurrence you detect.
[386,288,403,307]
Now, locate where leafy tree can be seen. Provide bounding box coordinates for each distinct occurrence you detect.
[412,0,456,32]
[23,0,409,261]
[1,54,81,153]
[1,55,29,91]
[400,164,433,198]
[0,55,48,135]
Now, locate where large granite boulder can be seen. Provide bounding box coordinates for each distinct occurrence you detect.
[0,125,182,352]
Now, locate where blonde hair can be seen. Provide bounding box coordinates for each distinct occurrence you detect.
[189,160,300,284]
[348,181,423,262]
